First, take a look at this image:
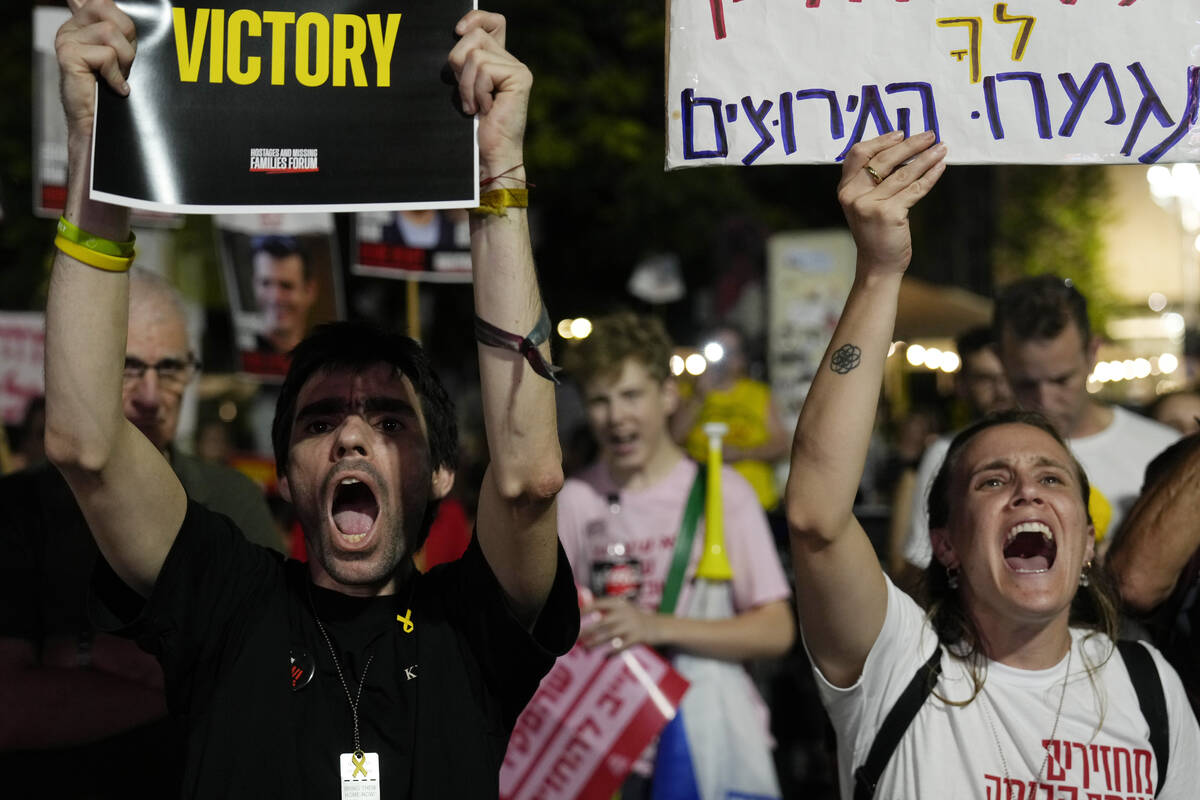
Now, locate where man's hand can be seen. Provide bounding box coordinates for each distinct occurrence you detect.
[56,0,136,137]
[450,11,531,177]
[837,130,946,278]
[580,597,662,654]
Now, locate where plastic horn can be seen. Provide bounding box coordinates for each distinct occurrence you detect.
[696,422,733,581]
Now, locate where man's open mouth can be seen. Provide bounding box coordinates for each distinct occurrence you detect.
[331,477,379,542]
[1003,520,1057,573]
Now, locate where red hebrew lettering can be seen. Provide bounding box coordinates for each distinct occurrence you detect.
[544,664,573,697]
[1045,740,1067,781]
[1133,748,1153,795]
[1070,741,1091,788]
[1002,777,1027,799]
[985,773,1003,800]
[1112,747,1131,792]
[1097,745,1114,788]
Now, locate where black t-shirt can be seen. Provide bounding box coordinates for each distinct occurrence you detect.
[93,500,578,798]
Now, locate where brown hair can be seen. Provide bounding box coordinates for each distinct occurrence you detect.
[561,312,675,387]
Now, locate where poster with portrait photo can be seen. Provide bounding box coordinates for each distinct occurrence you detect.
[353,209,472,284]
[217,214,345,379]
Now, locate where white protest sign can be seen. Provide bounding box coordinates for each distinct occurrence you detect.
[666,0,1200,167]
[0,313,46,426]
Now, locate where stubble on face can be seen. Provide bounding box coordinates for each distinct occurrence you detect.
[286,366,434,596]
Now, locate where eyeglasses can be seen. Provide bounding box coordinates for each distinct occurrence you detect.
[122,356,200,389]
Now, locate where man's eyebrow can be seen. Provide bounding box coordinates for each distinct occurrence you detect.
[295,398,348,420]
[363,396,418,417]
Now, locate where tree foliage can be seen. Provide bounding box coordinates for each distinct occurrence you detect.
[991,165,1115,330]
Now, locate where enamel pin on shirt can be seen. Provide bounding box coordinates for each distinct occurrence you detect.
[289,646,315,691]
[396,609,414,633]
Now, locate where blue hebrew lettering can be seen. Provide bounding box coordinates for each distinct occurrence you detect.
[1058,63,1124,137]
[885,82,940,141]
[982,71,1053,141]
[1119,61,1199,163]
[837,85,894,161]
[1137,65,1200,164]
[740,96,776,165]
[778,92,797,155]
[682,89,729,160]
[796,89,844,140]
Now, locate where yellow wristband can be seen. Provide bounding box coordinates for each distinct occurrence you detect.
[54,234,134,272]
[56,216,136,258]
[471,188,529,217]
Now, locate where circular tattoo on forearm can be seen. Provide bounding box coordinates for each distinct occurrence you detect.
[830,343,862,374]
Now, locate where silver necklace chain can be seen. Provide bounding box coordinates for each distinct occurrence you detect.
[980,642,1073,798]
[312,601,375,755]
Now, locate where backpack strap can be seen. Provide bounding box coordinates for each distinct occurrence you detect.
[853,645,944,800]
[1117,639,1169,797]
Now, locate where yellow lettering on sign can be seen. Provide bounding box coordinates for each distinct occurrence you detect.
[332,14,367,87]
[367,14,402,87]
[208,8,225,84]
[173,7,208,83]
[262,10,295,85]
[296,12,330,87]
[170,8,403,88]
[227,9,261,85]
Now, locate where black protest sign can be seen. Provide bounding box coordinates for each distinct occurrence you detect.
[93,0,476,213]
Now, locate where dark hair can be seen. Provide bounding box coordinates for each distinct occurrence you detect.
[252,235,313,281]
[994,274,1090,345]
[954,326,996,363]
[921,409,1118,700]
[271,321,458,547]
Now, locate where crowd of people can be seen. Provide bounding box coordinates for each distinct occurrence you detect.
[1,1,1198,798]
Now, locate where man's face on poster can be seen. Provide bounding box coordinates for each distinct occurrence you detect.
[253,251,317,352]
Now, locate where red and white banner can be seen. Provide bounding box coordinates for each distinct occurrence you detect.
[500,639,689,800]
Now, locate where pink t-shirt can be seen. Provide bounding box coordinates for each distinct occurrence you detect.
[557,457,790,614]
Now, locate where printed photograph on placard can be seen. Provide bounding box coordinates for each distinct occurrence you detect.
[352,209,472,283]
[216,214,344,379]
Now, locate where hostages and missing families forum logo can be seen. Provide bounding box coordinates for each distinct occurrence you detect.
[249,147,319,173]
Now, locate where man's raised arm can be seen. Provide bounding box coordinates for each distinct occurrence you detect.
[785,132,945,688]
[450,11,563,626]
[1107,434,1200,614]
[44,0,186,597]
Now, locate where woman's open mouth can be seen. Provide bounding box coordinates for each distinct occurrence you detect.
[1003,520,1057,573]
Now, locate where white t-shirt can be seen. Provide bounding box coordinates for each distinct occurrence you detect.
[813,577,1200,799]
[903,407,1179,569]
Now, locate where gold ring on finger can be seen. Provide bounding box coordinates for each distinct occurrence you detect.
[863,164,885,185]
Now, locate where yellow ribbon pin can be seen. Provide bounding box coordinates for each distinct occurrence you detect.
[396,609,414,633]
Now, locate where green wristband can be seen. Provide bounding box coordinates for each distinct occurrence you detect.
[56,216,136,258]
